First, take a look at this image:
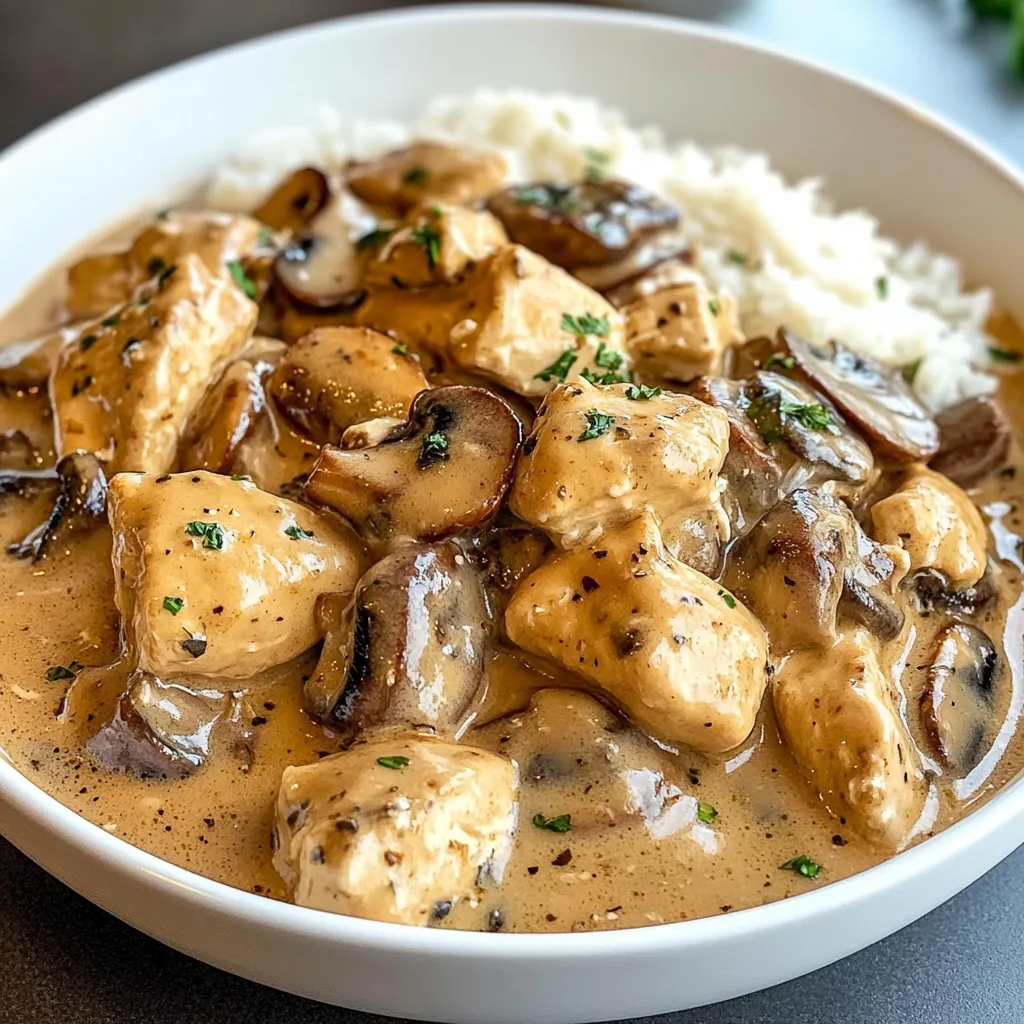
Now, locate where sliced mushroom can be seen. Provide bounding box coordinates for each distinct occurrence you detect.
[268,326,428,446]
[487,180,679,268]
[575,238,692,299]
[723,489,907,653]
[930,395,1011,488]
[920,623,1000,774]
[911,568,994,617]
[87,672,231,779]
[273,234,364,309]
[741,330,939,463]
[340,416,406,450]
[346,142,507,214]
[304,541,491,738]
[252,167,331,234]
[305,386,522,547]
[7,451,108,560]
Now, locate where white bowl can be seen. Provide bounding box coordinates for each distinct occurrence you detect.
[1,6,1023,1022]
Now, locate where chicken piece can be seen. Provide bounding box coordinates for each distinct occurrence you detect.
[52,254,257,473]
[724,490,909,654]
[365,203,508,289]
[66,211,264,318]
[870,466,987,588]
[268,326,428,446]
[774,631,927,848]
[107,471,363,680]
[275,733,517,925]
[510,379,730,549]
[346,141,507,214]
[448,245,627,397]
[623,274,742,383]
[505,513,768,753]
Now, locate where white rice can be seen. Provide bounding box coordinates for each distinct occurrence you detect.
[208,89,998,412]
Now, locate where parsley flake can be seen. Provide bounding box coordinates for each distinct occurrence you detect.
[764,354,796,371]
[45,661,82,682]
[708,299,721,317]
[901,360,922,384]
[377,755,410,770]
[780,855,821,879]
[185,521,225,550]
[594,340,624,370]
[101,312,121,329]
[534,347,578,383]
[147,256,167,277]
[227,260,257,299]
[533,813,572,833]
[514,184,577,212]
[230,474,252,482]
[625,383,662,401]
[989,346,1022,363]
[875,275,889,300]
[285,524,315,541]
[697,801,718,823]
[580,367,629,386]
[718,589,736,609]
[355,226,395,251]
[726,250,747,265]
[162,596,184,615]
[410,224,441,269]
[402,166,430,185]
[418,431,450,469]
[577,410,615,442]
[561,312,610,338]
[80,333,100,352]
[392,343,409,356]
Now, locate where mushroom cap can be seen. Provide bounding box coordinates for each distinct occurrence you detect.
[252,166,331,234]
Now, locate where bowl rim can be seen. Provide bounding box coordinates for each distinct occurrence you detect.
[2,1,1024,957]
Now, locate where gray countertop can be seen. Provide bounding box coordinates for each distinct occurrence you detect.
[0,2,1022,1022]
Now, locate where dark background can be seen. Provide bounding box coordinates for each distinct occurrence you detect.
[1,2,1023,1022]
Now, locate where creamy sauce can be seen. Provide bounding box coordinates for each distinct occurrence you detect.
[2,220,1024,934]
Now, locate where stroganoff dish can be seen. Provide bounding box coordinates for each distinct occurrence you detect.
[1,93,1022,933]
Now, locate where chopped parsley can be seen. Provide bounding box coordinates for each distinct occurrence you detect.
[708,299,721,317]
[577,409,615,442]
[392,343,409,356]
[418,431,450,469]
[162,596,184,615]
[256,226,274,249]
[561,312,610,338]
[625,383,662,401]
[726,250,747,265]
[780,855,821,879]
[101,312,121,329]
[875,275,889,300]
[80,333,100,352]
[594,340,624,370]
[764,354,796,371]
[532,813,572,833]
[45,661,82,682]
[147,256,167,277]
[285,524,315,541]
[782,401,833,431]
[697,801,718,824]
[534,347,577,383]
[377,755,410,770]
[580,367,629,386]
[155,206,173,221]
[514,183,578,212]
[428,204,443,218]
[227,260,257,299]
[231,473,252,482]
[718,589,736,609]
[583,147,610,184]
[155,263,177,290]
[410,224,441,269]
[901,359,922,384]
[989,345,1023,363]
[745,392,833,443]
[184,520,225,550]
[355,226,395,251]
[402,166,430,185]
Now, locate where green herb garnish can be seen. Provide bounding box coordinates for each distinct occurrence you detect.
[392,343,409,356]
[764,354,796,371]
[402,166,429,185]
[410,224,441,269]
[418,431,449,468]
[514,184,577,212]
[561,312,610,338]
[577,410,615,442]
[625,383,662,400]
[45,661,82,682]
[230,473,252,482]
[580,367,629,386]
[155,207,173,220]
[534,347,578,383]
[875,275,889,300]
[697,802,718,823]
[726,250,747,265]
[718,589,736,609]
[582,147,610,184]
[989,346,1023,363]
[781,401,834,430]
[708,299,721,317]
[533,813,572,833]
[285,525,315,541]
[901,359,922,384]
[227,260,257,299]
[147,256,167,277]
[377,755,410,770]
[594,340,624,370]
[162,596,184,615]
[185,521,225,550]
[101,313,121,329]
[80,333,100,352]
[355,226,396,251]
[780,855,821,879]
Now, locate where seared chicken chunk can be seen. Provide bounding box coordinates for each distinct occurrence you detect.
[870,466,987,588]
[449,245,627,397]
[774,631,927,849]
[346,141,507,214]
[510,379,730,549]
[624,273,742,383]
[67,211,264,318]
[275,733,517,925]
[506,514,768,753]
[268,326,428,446]
[107,471,363,680]
[52,254,257,473]
[366,203,508,289]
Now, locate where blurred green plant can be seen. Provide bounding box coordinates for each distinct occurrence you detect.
[967,0,1024,77]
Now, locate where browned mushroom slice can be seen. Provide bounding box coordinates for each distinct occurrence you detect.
[911,567,994,617]
[346,142,507,214]
[930,395,1011,488]
[267,326,428,446]
[178,360,267,473]
[487,180,679,269]
[920,623,1000,774]
[87,672,231,779]
[743,330,939,463]
[273,232,365,309]
[575,239,692,299]
[723,489,905,652]
[303,541,491,738]
[252,167,331,234]
[305,386,522,546]
[7,451,108,560]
